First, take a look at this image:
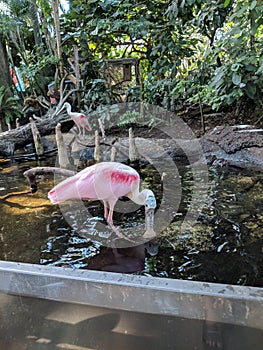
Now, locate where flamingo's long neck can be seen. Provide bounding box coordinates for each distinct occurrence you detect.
[127,185,149,205]
[65,104,71,115]
[128,186,156,237]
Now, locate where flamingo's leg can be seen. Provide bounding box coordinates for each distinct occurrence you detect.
[102,200,134,242]
[76,123,81,136]
[106,200,126,239]
[103,200,109,221]
[108,222,126,239]
[107,205,114,225]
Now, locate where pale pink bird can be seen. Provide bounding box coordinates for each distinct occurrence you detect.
[63,102,91,136]
[48,162,156,239]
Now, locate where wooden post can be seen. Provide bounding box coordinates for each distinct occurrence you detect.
[94,130,101,162]
[98,118,106,139]
[30,117,44,157]
[55,123,71,168]
[198,91,205,134]
[129,127,139,162]
[110,146,117,162]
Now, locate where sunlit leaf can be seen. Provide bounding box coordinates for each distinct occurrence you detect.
[232,72,241,85]
[231,64,240,72]
[250,0,257,10]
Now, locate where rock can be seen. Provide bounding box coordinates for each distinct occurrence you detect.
[200,125,263,170]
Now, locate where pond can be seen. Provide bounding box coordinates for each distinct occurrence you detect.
[0,155,262,287]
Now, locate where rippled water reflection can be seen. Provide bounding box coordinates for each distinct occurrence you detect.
[0,157,262,286]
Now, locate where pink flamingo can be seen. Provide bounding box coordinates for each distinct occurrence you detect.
[48,162,156,239]
[63,102,92,136]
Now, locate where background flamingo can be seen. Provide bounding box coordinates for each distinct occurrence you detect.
[62,102,92,136]
[48,162,156,239]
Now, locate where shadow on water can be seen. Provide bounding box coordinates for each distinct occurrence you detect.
[0,156,262,287]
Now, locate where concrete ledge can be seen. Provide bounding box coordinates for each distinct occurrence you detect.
[0,260,262,329]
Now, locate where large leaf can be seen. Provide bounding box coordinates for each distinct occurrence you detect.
[245,83,257,99]
[0,87,5,107]
[232,72,242,85]
[231,63,240,72]
[250,0,257,10]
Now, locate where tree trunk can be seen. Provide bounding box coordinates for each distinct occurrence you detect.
[0,37,12,96]
[73,44,81,107]
[52,0,64,78]
[29,0,42,48]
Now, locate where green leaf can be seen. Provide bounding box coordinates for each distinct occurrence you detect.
[256,63,263,75]
[245,83,257,99]
[251,22,258,35]
[224,0,231,7]
[233,6,247,18]
[90,26,98,35]
[232,72,242,85]
[251,0,257,10]
[0,87,5,106]
[245,64,256,72]
[231,63,240,72]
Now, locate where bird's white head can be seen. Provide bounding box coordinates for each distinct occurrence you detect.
[63,102,71,113]
[145,191,156,209]
[143,191,156,239]
[57,102,71,116]
[142,189,156,209]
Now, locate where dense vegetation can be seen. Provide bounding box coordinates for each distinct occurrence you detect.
[0,0,263,130]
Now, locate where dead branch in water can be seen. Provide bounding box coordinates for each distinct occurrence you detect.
[23,166,76,192]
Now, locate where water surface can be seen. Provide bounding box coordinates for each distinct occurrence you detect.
[0,157,262,286]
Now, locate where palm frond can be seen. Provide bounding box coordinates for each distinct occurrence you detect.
[0,86,6,106]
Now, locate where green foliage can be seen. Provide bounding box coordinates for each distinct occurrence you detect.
[206,53,263,109]
[1,0,263,120]
[201,0,263,110]
[0,86,22,126]
[118,111,156,128]
[83,78,112,111]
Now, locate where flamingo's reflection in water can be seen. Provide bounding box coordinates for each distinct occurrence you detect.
[88,242,159,273]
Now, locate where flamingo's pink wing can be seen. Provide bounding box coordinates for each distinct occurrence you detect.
[79,114,92,131]
[48,167,97,203]
[76,163,139,201]
[48,162,139,204]
[48,174,82,204]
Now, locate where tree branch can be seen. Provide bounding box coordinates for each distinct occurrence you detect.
[23,166,76,192]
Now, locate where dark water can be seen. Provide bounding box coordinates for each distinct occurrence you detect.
[0,157,262,287]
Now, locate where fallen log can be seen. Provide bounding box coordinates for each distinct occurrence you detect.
[0,113,70,157]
